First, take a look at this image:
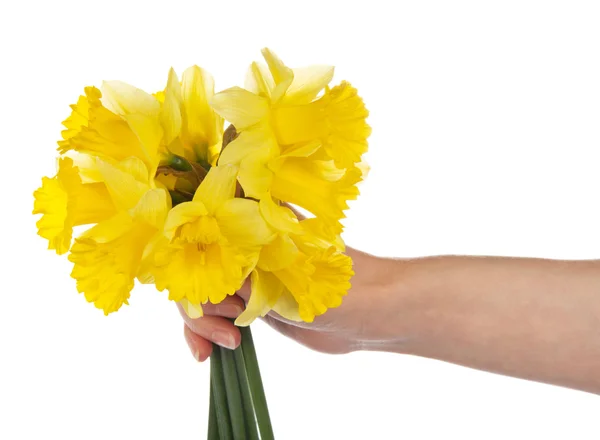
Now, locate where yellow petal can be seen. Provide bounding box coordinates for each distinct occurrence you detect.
[69,216,156,315]
[245,62,275,98]
[160,68,183,146]
[58,87,102,151]
[130,188,170,229]
[296,218,346,252]
[272,254,313,311]
[63,151,103,183]
[78,211,134,243]
[238,149,274,200]
[279,140,322,159]
[33,157,115,254]
[117,156,150,183]
[271,158,361,236]
[122,113,163,172]
[66,101,148,163]
[193,164,238,214]
[211,87,269,130]
[33,175,72,255]
[218,128,279,167]
[261,48,294,103]
[300,247,353,322]
[258,234,299,272]
[271,288,302,322]
[163,201,209,241]
[101,81,160,117]
[216,198,274,248]
[321,81,371,168]
[270,81,370,168]
[259,196,302,234]
[181,66,223,162]
[137,232,168,284]
[179,298,204,319]
[97,158,149,211]
[283,65,334,104]
[235,269,284,326]
[70,182,117,225]
[153,242,245,305]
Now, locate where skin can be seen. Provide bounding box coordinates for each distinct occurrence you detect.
[180,248,600,395]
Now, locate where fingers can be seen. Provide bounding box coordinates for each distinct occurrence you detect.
[200,295,245,318]
[183,325,212,362]
[178,303,242,353]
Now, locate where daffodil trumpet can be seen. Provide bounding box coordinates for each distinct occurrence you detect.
[33,48,370,439]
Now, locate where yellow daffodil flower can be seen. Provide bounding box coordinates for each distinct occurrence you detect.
[157,67,224,168]
[151,165,274,318]
[236,199,352,325]
[33,157,115,254]
[68,156,171,314]
[211,48,370,238]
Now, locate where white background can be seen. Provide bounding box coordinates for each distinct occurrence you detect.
[1,1,599,439]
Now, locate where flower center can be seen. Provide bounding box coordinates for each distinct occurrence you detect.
[176,215,221,244]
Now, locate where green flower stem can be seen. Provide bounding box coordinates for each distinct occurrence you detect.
[207,380,219,440]
[210,347,233,440]
[220,346,247,440]
[240,326,275,440]
[233,343,260,440]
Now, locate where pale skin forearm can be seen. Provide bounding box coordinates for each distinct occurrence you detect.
[366,255,600,394]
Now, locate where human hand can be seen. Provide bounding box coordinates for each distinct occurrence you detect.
[179,247,408,361]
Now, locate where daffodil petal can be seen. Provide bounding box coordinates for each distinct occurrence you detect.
[259,196,302,234]
[271,288,302,322]
[58,87,101,151]
[257,234,299,272]
[193,164,238,214]
[245,62,275,98]
[161,68,183,145]
[261,48,294,103]
[66,102,147,163]
[179,298,204,319]
[69,217,155,315]
[271,158,361,236]
[219,128,279,167]
[130,188,170,229]
[153,242,245,305]
[122,113,162,172]
[211,87,269,130]
[238,151,274,200]
[163,201,208,241]
[101,80,160,117]
[71,183,116,225]
[283,65,334,104]
[298,218,346,252]
[235,269,284,326]
[63,151,103,183]
[181,66,223,156]
[216,198,274,248]
[78,211,134,243]
[97,158,149,211]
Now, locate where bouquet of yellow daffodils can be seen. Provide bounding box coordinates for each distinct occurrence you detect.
[33,48,370,439]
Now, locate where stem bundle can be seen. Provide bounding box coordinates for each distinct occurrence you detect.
[208,326,274,439]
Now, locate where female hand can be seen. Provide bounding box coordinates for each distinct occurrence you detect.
[179,247,408,361]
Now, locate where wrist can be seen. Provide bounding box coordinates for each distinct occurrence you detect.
[349,252,427,354]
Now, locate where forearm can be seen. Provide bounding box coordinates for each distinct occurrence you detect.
[368,256,600,394]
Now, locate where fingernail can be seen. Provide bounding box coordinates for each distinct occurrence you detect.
[192,349,202,362]
[216,304,243,318]
[184,332,202,362]
[211,331,236,350]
